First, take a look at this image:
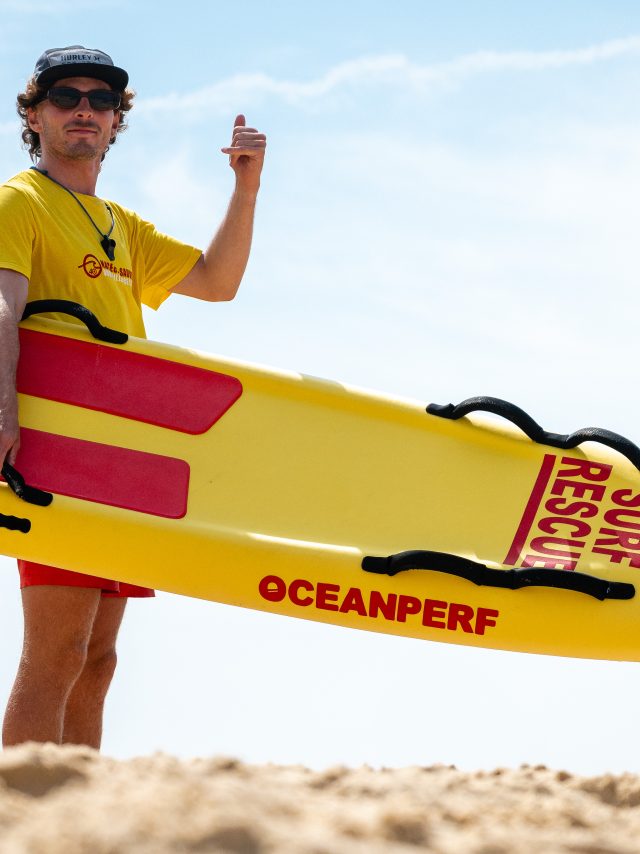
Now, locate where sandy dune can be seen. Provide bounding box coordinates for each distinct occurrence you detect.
[0,744,638,852]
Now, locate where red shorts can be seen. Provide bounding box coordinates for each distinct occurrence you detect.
[17,560,155,598]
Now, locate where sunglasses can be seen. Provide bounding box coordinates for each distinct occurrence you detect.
[40,87,121,111]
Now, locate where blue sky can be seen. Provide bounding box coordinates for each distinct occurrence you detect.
[1,1,640,772]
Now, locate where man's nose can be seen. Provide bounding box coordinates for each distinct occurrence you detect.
[74,96,93,114]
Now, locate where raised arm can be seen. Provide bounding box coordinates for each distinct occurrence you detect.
[171,114,266,302]
[0,269,28,467]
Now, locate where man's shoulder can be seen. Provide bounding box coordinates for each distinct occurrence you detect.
[0,170,40,207]
[104,198,144,234]
[1,169,38,190]
[105,198,138,220]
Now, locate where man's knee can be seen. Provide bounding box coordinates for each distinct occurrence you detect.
[18,636,89,693]
[79,648,118,696]
[20,585,102,682]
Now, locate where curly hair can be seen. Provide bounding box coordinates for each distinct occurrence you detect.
[16,75,135,162]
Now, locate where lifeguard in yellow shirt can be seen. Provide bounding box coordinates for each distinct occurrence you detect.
[0,45,266,750]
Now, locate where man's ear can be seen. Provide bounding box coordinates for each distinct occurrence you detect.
[26,106,42,134]
[110,111,121,143]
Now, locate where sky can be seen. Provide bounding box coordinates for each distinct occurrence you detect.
[1,0,640,774]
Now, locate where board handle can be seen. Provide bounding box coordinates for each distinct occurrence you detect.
[21,300,128,345]
[1,462,53,507]
[0,512,31,533]
[426,396,640,472]
[362,550,635,602]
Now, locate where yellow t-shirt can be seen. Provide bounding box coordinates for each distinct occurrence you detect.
[0,169,202,338]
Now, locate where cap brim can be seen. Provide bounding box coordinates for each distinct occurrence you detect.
[37,63,128,91]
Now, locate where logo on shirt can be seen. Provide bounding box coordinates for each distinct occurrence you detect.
[79,254,102,279]
[78,254,133,287]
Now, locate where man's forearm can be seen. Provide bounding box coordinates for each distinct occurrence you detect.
[201,185,258,300]
[0,270,27,466]
[0,302,21,466]
[171,115,266,303]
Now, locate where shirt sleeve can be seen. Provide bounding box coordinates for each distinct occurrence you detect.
[0,185,35,279]
[133,215,202,310]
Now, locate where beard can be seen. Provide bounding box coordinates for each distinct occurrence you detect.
[63,137,105,161]
[41,116,110,162]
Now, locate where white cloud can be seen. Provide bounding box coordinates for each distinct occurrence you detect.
[137,36,640,116]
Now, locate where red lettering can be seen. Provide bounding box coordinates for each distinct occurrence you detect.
[551,480,606,500]
[475,608,499,635]
[591,549,640,568]
[537,516,592,539]
[603,508,640,531]
[529,536,584,558]
[422,599,447,628]
[611,489,640,508]
[368,591,397,620]
[397,595,421,622]
[259,575,286,603]
[558,458,612,481]
[447,603,474,633]
[289,578,313,607]
[316,582,340,611]
[592,529,640,567]
[595,528,640,551]
[339,587,367,617]
[544,497,599,518]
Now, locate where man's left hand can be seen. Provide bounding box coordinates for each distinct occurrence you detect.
[221,114,266,194]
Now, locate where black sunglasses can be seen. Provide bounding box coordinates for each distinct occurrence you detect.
[40,87,121,111]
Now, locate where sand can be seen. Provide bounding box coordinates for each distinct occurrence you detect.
[0,745,638,853]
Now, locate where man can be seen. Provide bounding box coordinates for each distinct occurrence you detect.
[0,46,266,749]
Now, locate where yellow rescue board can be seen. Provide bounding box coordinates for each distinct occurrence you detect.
[2,315,640,661]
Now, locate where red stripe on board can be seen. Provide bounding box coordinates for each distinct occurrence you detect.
[503,454,557,565]
[8,429,189,519]
[17,329,242,434]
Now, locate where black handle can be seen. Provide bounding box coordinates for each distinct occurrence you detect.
[0,512,31,533]
[1,462,53,507]
[426,396,640,472]
[22,300,128,345]
[362,550,635,602]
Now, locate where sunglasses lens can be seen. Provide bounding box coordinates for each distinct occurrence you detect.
[48,89,80,109]
[90,91,121,110]
[47,88,121,111]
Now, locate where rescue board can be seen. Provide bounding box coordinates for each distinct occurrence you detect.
[2,301,640,661]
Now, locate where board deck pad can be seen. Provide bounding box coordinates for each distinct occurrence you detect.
[7,428,190,518]
[17,328,242,434]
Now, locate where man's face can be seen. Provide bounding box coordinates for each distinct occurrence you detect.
[27,76,120,163]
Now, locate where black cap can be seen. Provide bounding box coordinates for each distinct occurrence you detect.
[34,45,129,91]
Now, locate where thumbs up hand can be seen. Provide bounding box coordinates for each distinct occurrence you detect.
[221,114,267,194]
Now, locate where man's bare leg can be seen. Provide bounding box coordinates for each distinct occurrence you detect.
[62,597,127,749]
[3,586,102,747]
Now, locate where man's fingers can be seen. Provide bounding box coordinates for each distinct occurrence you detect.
[1,435,19,468]
[221,146,266,156]
[221,128,267,155]
[231,114,246,142]
[222,138,267,149]
[230,131,265,143]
